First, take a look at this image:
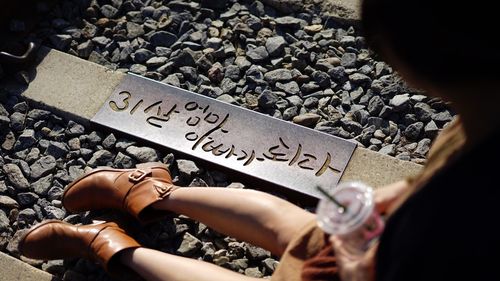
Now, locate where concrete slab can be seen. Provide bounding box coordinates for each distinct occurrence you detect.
[0,252,55,281]
[20,47,124,126]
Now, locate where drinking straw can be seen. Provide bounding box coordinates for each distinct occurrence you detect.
[316,185,348,212]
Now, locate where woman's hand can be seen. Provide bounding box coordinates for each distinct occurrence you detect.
[330,236,377,281]
[373,180,410,215]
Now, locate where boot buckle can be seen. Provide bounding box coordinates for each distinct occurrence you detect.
[128,169,150,182]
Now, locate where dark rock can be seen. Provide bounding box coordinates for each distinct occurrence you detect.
[17,209,36,224]
[414,102,434,122]
[432,110,454,125]
[17,192,39,206]
[3,163,30,190]
[131,48,155,63]
[31,174,53,196]
[9,112,25,131]
[126,22,144,39]
[404,122,424,141]
[293,113,321,128]
[0,210,9,232]
[257,91,279,109]
[65,121,85,137]
[102,133,117,149]
[76,40,94,58]
[125,146,159,162]
[247,46,269,63]
[424,120,439,138]
[340,53,356,68]
[349,73,372,87]
[275,16,305,29]
[47,186,64,201]
[87,150,114,167]
[177,159,201,179]
[15,129,36,150]
[311,71,331,88]
[265,36,286,57]
[264,69,292,83]
[367,96,384,116]
[149,31,178,47]
[44,206,66,220]
[378,144,396,156]
[46,141,69,159]
[0,195,19,209]
[276,81,300,96]
[100,4,119,18]
[389,94,410,112]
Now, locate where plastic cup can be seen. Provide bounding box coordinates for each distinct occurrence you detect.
[316,181,384,256]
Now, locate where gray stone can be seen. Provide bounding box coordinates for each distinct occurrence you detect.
[129,64,147,75]
[224,65,240,80]
[389,94,410,111]
[245,267,263,278]
[46,141,69,159]
[25,148,40,164]
[7,229,28,255]
[149,31,178,47]
[257,91,279,109]
[115,138,136,151]
[276,81,300,95]
[146,56,168,67]
[31,174,53,196]
[349,73,372,87]
[131,48,155,63]
[9,112,25,131]
[265,36,286,57]
[102,133,117,149]
[68,166,84,181]
[100,4,119,18]
[312,71,331,88]
[247,46,269,63]
[17,192,39,206]
[216,94,238,105]
[78,40,97,58]
[262,258,279,274]
[378,144,396,156]
[275,16,305,29]
[220,78,237,95]
[0,115,10,128]
[404,122,424,141]
[424,120,439,138]
[2,131,16,151]
[126,22,144,39]
[66,120,85,137]
[3,163,30,190]
[0,210,9,232]
[87,150,114,167]
[177,232,202,256]
[341,53,357,68]
[235,56,252,71]
[293,113,321,128]
[414,102,434,122]
[415,138,431,156]
[113,152,135,168]
[432,110,454,124]
[246,244,270,261]
[17,208,36,224]
[206,37,222,50]
[162,74,181,87]
[176,159,201,178]
[264,69,292,83]
[341,119,363,135]
[45,206,66,220]
[0,195,19,209]
[126,146,158,163]
[30,155,56,179]
[367,96,384,116]
[91,36,111,47]
[47,186,64,201]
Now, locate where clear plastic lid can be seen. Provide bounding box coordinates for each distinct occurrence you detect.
[316,181,374,235]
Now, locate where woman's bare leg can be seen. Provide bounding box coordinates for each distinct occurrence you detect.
[152,188,315,255]
[120,248,262,281]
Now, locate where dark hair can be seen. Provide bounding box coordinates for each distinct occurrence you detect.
[361,1,499,87]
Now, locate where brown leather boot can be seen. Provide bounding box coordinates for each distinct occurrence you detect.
[63,162,178,224]
[19,220,141,279]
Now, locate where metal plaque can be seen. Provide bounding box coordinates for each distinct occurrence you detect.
[92,74,356,198]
